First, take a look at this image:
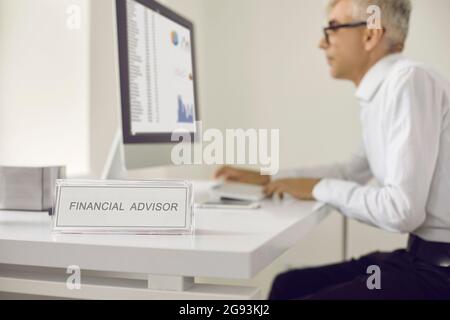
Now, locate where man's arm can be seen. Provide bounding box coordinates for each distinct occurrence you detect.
[263,145,373,200]
[313,67,442,233]
[215,145,372,190]
[273,144,373,185]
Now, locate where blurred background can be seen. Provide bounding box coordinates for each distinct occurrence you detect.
[1,0,449,297]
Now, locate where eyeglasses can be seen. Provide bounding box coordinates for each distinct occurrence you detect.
[323,21,368,45]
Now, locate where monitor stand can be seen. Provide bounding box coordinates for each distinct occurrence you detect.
[101,130,128,180]
[101,127,196,181]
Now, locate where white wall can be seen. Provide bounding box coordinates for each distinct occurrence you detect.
[0,0,90,176]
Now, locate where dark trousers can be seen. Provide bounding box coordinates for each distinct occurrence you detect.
[269,250,450,300]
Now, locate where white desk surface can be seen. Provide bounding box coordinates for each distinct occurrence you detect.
[0,181,329,280]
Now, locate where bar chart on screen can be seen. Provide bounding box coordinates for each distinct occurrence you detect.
[178,95,194,123]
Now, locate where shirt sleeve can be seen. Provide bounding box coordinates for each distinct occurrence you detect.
[313,67,442,233]
[274,144,373,185]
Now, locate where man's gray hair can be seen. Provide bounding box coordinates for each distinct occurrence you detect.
[328,0,412,48]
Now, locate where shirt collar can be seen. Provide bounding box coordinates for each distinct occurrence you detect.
[355,53,403,102]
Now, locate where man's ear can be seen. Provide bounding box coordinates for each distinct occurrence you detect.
[363,28,385,51]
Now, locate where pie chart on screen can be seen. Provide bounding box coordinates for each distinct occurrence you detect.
[171,31,179,46]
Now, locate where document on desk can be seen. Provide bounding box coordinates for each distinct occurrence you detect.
[0,166,65,211]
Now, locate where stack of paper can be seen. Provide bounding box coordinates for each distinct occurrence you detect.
[0,166,66,212]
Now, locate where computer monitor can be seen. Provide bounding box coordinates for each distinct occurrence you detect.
[103,0,200,179]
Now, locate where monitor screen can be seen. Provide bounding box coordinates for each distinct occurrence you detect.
[116,0,199,144]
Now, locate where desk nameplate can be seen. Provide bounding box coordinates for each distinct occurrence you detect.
[52,180,194,235]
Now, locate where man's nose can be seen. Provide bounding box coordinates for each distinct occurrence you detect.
[319,36,328,50]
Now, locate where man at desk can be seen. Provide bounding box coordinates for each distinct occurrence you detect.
[216,0,450,300]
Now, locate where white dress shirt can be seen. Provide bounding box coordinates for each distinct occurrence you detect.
[277,54,450,242]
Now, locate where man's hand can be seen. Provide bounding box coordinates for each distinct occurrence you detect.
[263,178,322,201]
[215,166,271,186]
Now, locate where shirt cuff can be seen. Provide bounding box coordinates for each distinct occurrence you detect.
[312,179,334,203]
[312,178,362,221]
